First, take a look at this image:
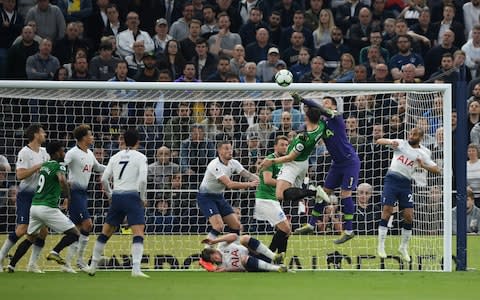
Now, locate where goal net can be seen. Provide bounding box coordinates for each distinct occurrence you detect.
[0,81,452,272]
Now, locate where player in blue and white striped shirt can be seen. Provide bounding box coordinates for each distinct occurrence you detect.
[86,129,149,278]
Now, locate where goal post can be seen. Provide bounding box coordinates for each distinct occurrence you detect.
[0,81,453,271]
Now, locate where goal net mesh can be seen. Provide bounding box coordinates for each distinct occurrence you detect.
[0,83,450,271]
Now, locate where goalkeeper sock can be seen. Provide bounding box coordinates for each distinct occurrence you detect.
[132,236,144,273]
[308,202,326,227]
[77,231,90,264]
[28,238,45,267]
[400,223,413,249]
[283,187,316,202]
[10,239,32,267]
[341,197,355,234]
[249,237,274,260]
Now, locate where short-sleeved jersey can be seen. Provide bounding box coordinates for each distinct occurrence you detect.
[256,153,282,200]
[323,115,358,162]
[199,158,245,194]
[288,120,326,161]
[217,241,249,272]
[32,160,66,208]
[64,146,106,190]
[388,139,436,180]
[101,149,148,192]
[16,146,50,193]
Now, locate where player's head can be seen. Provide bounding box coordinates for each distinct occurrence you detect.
[217,140,233,161]
[407,127,424,146]
[123,128,140,148]
[322,96,337,110]
[73,124,94,145]
[274,135,289,156]
[46,141,65,162]
[25,124,46,143]
[200,247,222,265]
[305,106,322,124]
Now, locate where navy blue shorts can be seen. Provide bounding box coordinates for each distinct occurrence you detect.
[105,192,145,227]
[197,193,234,219]
[68,189,91,225]
[16,191,34,224]
[381,172,413,209]
[324,156,361,191]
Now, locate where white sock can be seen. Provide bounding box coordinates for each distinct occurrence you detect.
[65,241,79,266]
[0,239,15,261]
[378,226,388,249]
[77,234,89,264]
[131,242,144,273]
[400,228,412,249]
[28,244,43,267]
[257,259,280,271]
[207,231,219,241]
[90,241,106,270]
[254,242,275,260]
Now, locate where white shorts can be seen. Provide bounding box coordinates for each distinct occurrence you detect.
[28,206,75,235]
[277,160,308,187]
[254,198,287,227]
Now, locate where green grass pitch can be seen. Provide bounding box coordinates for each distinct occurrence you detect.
[2,271,480,300]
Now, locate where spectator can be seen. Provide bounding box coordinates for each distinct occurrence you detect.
[12,20,42,45]
[152,18,173,57]
[56,0,92,23]
[300,55,329,83]
[312,8,335,50]
[124,40,145,78]
[422,95,443,135]
[410,7,436,58]
[137,107,162,160]
[454,50,472,83]
[452,189,480,234]
[289,47,311,82]
[84,0,110,51]
[368,62,392,82]
[16,0,36,19]
[201,4,218,39]
[175,61,200,83]
[334,0,368,35]
[200,102,224,140]
[133,52,160,82]
[192,38,218,81]
[150,199,177,233]
[180,124,216,180]
[371,0,396,29]
[282,30,307,68]
[237,100,257,132]
[208,12,242,58]
[161,0,182,27]
[163,102,194,155]
[359,30,389,65]
[229,44,246,76]
[215,0,242,34]
[398,0,427,27]
[245,27,273,64]
[271,98,303,131]
[280,10,314,51]
[6,25,38,79]
[428,52,459,84]
[305,0,328,31]
[238,7,268,47]
[360,123,390,187]
[116,11,154,58]
[348,64,368,83]
[389,35,425,81]
[147,146,180,190]
[215,114,243,154]
[0,185,16,233]
[102,3,125,38]
[353,183,381,235]
[462,24,480,79]
[25,0,66,41]
[317,26,351,75]
[25,38,60,80]
[347,7,373,60]
[88,40,119,81]
[432,3,465,48]
[267,10,282,47]
[246,106,277,152]
[69,56,91,80]
[424,29,458,79]
[95,102,128,153]
[394,63,422,83]
[169,2,194,42]
[239,133,263,173]
[363,45,386,77]
[179,19,202,62]
[345,115,367,149]
[239,61,260,83]
[157,39,186,80]
[463,0,480,38]
[0,0,24,78]
[330,53,355,83]
[415,117,436,149]
[257,47,286,82]
[467,143,480,202]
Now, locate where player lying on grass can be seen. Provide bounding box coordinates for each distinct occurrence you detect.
[199,233,289,272]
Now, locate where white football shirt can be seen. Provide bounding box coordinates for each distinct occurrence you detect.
[217,241,249,272]
[101,149,148,199]
[198,157,245,194]
[64,146,106,190]
[16,146,50,192]
[388,139,436,180]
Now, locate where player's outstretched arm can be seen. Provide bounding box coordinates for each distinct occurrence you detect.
[218,175,259,190]
[417,158,441,174]
[239,169,259,182]
[290,92,338,118]
[259,151,298,170]
[376,138,399,148]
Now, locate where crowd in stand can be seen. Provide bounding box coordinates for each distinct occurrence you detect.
[1,0,480,235]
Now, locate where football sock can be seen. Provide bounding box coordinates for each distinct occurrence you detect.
[207,229,221,241]
[132,236,144,273]
[400,223,413,249]
[254,257,280,271]
[274,229,289,253]
[53,232,79,254]
[269,230,281,252]
[378,219,389,248]
[0,233,18,260]
[28,238,45,266]
[249,237,274,260]
[91,234,109,269]
[227,228,240,235]
[77,231,90,263]
[65,242,79,266]
[283,187,316,202]
[342,197,355,233]
[10,239,32,267]
[308,202,326,227]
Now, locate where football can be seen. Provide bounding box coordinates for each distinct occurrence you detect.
[275,69,293,87]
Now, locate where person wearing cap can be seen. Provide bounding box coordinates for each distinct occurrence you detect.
[256,47,286,82]
[152,18,173,56]
[89,41,121,81]
[133,51,160,82]
[116,11,154,58]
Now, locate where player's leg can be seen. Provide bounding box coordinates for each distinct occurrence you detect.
[197,193,225,240]
[241,255,287,272]
[378,204,394,259]
[398,205,413,263]
[25,226,48,272]
[239,234,284,264]
[127,196,148,278]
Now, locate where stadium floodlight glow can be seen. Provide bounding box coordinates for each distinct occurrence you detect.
[0,81,452,272]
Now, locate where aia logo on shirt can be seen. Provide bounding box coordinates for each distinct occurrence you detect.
[82,164,93,172]
[396,155,415,167]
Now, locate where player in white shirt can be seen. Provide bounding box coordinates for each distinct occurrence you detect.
[199,233,288,272]
[376,128,441,262]
[0,124,50,273]
[62,125,106,273]
[197,140,259,242]
[86,129,149,278]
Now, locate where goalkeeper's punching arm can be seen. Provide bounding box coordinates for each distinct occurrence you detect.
[291,92,337,118]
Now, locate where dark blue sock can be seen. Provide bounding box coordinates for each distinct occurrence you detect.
[379,219,389,227]
[8,232,19,243]
[34,238,45,248]
[403,222,413,230]
[245,256,259,271]
[98,233,110,244]
[132,236,144,244]
[80,229,90,236]
[247,237,260,250]
[308,202,326,226]
[341,197,355,231]
[228,228,240,235]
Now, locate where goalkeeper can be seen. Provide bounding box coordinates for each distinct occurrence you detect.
[293,94,361,245]
[199,233,288,272]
